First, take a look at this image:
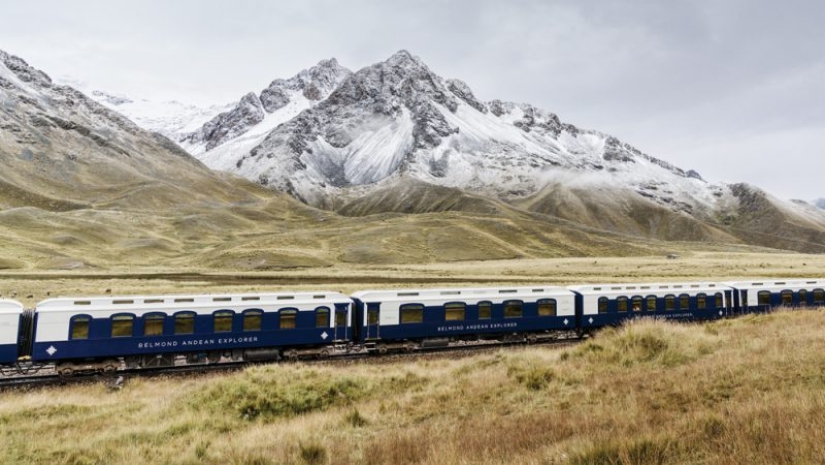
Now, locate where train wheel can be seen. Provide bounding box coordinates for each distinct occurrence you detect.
[284,349,299,362]
[376,344,388,355]
[318,347,331,359]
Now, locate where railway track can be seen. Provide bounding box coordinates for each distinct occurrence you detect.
[0,335,584,391]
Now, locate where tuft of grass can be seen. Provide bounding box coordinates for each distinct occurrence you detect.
[190,369,368,421]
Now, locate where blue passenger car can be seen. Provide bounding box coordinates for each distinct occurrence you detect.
[568,282,733,331]
[350,286,577,351]
[0,299,23,364]
[725,279,825,315]
[31,292,352,369]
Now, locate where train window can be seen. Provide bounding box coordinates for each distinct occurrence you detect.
[144,313,165,336]
[367,308,379,325]
[478,301,492,319]
[175,313,195,335]
[799,289,808,307]
[781,290,793,306]
[715,293,723,308]
[316,307,330,328]
[758,291,771,306]
[598,297,608,314]
[617,297,628,313]
[537,299,556,316]
[646,296,657,312]
[696,294,707,310]
[445,303,466,321]
[679,294,690,310]
[504,300,523,318]
[665,295,675,311]
[214,311,234,333]
[70,315,90,340]
[814,289,825,304]
[243,310,262,331]
[111,315,134,338]
[336,311,347,327]
[400,304,424,324]
[280,309,298,329]
[631,296,642,312]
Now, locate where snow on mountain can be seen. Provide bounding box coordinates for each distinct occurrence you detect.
[59,78,232,141]
[179,58,351,157]
[191,50,725,214]
[814,198,825,210]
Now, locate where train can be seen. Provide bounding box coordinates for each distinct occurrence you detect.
[1,278,823,376]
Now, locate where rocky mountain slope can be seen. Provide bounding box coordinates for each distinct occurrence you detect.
[124,50,824,252]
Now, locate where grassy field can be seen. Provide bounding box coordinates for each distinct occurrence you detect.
[1,254,825,464]
[2,309,825,464]
[2,251,825,307]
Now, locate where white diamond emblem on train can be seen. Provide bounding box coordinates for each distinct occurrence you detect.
[588,317,594,324]
[321,332,329,340]
[46,346,57,356]
[563,319,569,326]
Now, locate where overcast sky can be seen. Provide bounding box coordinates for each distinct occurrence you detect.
[1,0,823,200]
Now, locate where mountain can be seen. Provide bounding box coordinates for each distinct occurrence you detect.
[157,50,824,252]
[814,198,825,210]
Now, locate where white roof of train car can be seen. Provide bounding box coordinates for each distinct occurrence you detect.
[0,299,24,315]
[568,282,732,296]
[723,279,825,291]
[351,286,574,302]
[36,291,351,315]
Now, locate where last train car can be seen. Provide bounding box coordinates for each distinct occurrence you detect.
[568,282,734,332]
[725,279,825,315]
[0,299,23,364]
[30,291,352,371]
[350,286,577,351]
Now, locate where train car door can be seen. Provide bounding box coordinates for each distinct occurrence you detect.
[334,303,349,341]
[366,303,380,340]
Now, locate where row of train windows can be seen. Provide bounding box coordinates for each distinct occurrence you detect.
[397,300,557,324]
[756,289,825,306]
[598,293,724,313]
[70,308,344,340]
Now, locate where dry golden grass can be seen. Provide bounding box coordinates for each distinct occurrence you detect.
[2,251,825,307]
[2,309,825,464]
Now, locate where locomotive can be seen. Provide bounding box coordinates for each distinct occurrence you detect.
[1,278,823,376]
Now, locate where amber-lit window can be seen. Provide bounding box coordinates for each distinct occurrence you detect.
[70,315,91,340]
[679,294,690,310]
[646,296,657,312]
[175,312,195,335]
[445,303,466,321]
[336,310,347,328]
[243,310,262,331]
[798,289,808,307]
[696,294,707,310]
[367,307,379,325]
[814,289,825,304]
[316,307,330,328]
[400,304,424,324]
[144,313,165,336]
[598,297,608,314]
[478,302,492,319]
[617,297,628,313]
[631,296,642,312]
[781,290,793,306]
[214,311,234,333]
[537,299,557,316]
[111,315,134,338]
[280,309,297,329]
[504,301,523,318]
[665,295,676,311]
[758,291,771,306]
